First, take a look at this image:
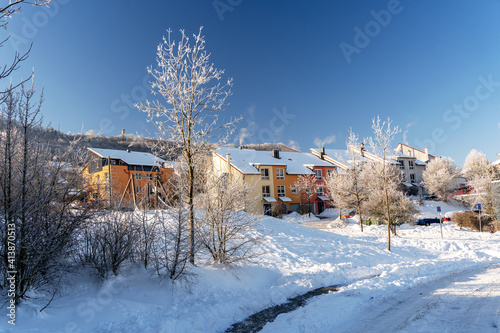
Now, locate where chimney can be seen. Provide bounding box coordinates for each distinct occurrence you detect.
[320,147,325,160]
[424,146,429,161]
[272,149,280,159]
[121,128,125,136]
[226,153,231,172]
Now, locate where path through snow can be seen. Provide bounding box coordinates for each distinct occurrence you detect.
[344,264,500,333]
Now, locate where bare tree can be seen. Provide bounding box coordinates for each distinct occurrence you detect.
[368,116,400,251]
[196,169,261,265]
[295,174,317,216]
[136,27,240,264]
[421,157,460,201]
[0,84,94,304]
[463,149,496,216]
[1,1,51,98]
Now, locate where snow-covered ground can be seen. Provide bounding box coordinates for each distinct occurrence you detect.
[2,201,499,333]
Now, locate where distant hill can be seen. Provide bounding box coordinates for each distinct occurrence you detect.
[38,127,299,162]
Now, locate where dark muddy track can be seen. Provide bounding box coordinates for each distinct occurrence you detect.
[224,285,340,333]
[224,274,380,333]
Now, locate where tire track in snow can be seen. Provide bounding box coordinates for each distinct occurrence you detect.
[344,264,500,333]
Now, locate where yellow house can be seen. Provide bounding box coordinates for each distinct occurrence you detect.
[83,148,173,208]
[213,147,335,215]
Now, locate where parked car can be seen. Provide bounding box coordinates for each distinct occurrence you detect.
[415,218,441,226]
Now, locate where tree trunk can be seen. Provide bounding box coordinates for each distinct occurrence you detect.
[188,156,195,265]
[382,152,392,251]
[353,170,363,232]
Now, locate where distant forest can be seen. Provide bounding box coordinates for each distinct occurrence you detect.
[7,124,296,162]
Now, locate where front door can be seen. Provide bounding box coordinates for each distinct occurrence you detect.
[264,204,272,216]
[317,202,325,214]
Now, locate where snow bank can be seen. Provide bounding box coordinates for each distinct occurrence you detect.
[3,201,499,333]
[282,211,319,224]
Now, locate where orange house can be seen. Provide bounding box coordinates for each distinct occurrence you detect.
[83,148,173,208]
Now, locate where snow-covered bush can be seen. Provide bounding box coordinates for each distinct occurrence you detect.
[150,209,192,281]
[79,211,138,279]
[196,171,261,265]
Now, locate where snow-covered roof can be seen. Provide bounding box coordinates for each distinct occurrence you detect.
[214,147,333,175]
[310,148,370,170]
[87,148,165,166]
[395,142,437,158]
[390,151,427,166]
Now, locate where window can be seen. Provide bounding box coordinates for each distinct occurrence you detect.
[277,185,286,197]
[410,174,415,183]
[276,168,285,180]
[315,169,323,180]
[408,160,414,170]
[317,185,324,196]
[135,173,142,180]
[327,169,336,178]
[291,185,297,194]
[148,184,154,194]
[262,185,271,197]
[399,160,405,170]
[147,173,153,181]
[261,168,269,180]
[92,193,99,199]
[136,186,142,194]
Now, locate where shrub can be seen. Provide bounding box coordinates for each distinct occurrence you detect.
[453,211,496,232]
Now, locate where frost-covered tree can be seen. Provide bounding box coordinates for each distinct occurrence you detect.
[196,169,261,265]
[294,174,317,216]
[326,130,368,231]
[463,149,496,216]
[136,27,240,264]
[0,84,93,305]
[421,157,460,201]
[361,161,417,228]
[325,172,354,220]
[368,116,401,250]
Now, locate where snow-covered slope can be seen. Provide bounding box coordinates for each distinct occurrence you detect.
[2,202,499,333]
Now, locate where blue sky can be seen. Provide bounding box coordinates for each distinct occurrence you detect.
[2,0,500,165]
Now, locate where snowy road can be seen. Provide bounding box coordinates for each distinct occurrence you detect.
[345,265,500,333]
